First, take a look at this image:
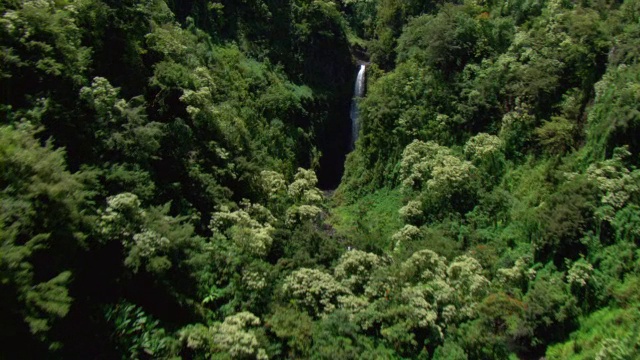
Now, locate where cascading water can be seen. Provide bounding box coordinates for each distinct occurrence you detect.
[350,64,366,150]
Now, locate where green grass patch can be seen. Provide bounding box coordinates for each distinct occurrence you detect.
[328,187,405,254]
[546,277,640,359]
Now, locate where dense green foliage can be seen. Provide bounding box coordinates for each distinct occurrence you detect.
[1,0,640,358]
[336,0,640,357]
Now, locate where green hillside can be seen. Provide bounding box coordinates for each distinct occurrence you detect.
[1,0,639,358]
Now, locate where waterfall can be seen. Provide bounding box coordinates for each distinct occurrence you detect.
[350,64,366,150]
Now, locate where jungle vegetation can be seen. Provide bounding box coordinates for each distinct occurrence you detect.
[1,0,639,358]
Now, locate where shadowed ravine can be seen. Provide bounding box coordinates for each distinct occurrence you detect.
[317,63,366,190]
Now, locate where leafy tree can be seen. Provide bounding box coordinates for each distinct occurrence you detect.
[266,306,314,358]
[285,168,325,226]
[80,77,164,166]
[0,0,90,93]
[587,146,640,223]
[432,339,468,360]
[281,268,350,317]
[399,140,479,217]
[334,250,383,294]
[533,173,596,263]
[464,132,505,188]
[310,310,397,359]
[211,200,276,258]
[105,301,179,358]
[613,205,640,243]
[460,292,526,359]
[179,311,268,359]
[534,116,576,156]
[0,123,88,354]
[396,4,484,76]
[519,265,579,352]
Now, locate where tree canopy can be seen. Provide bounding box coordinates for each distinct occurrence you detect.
[2,0,640,358]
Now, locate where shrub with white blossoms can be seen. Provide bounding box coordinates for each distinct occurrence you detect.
[400,249,448,283]
[391,224,422,253]
[399,200,423,225]
[99,192,144,239]
[242,270,268,291]
[285,204,323,226]
[287,168,324,204]
[277,247,491,349]
[282,168,325,226]
[566,258,594,288]
[211,312,268,360]
[399,140,453,191]
[446,255,490,320]
[210,200,276,257]
[334,250,383,294]
[398,140,477,209]
[380,286,442,341]
[398,250,490,323]
[124,230,172,273]
[282,268,350,317]
[99,193,174,273]
[586,146,640,221]
[426,154,476,199]
[179,312,268,359]
[496,257,536,292]
[130,230,170,258]
[464,133,503,162]
[260,170,287,201]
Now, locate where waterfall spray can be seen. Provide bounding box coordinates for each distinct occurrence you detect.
[350,64,366,150]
